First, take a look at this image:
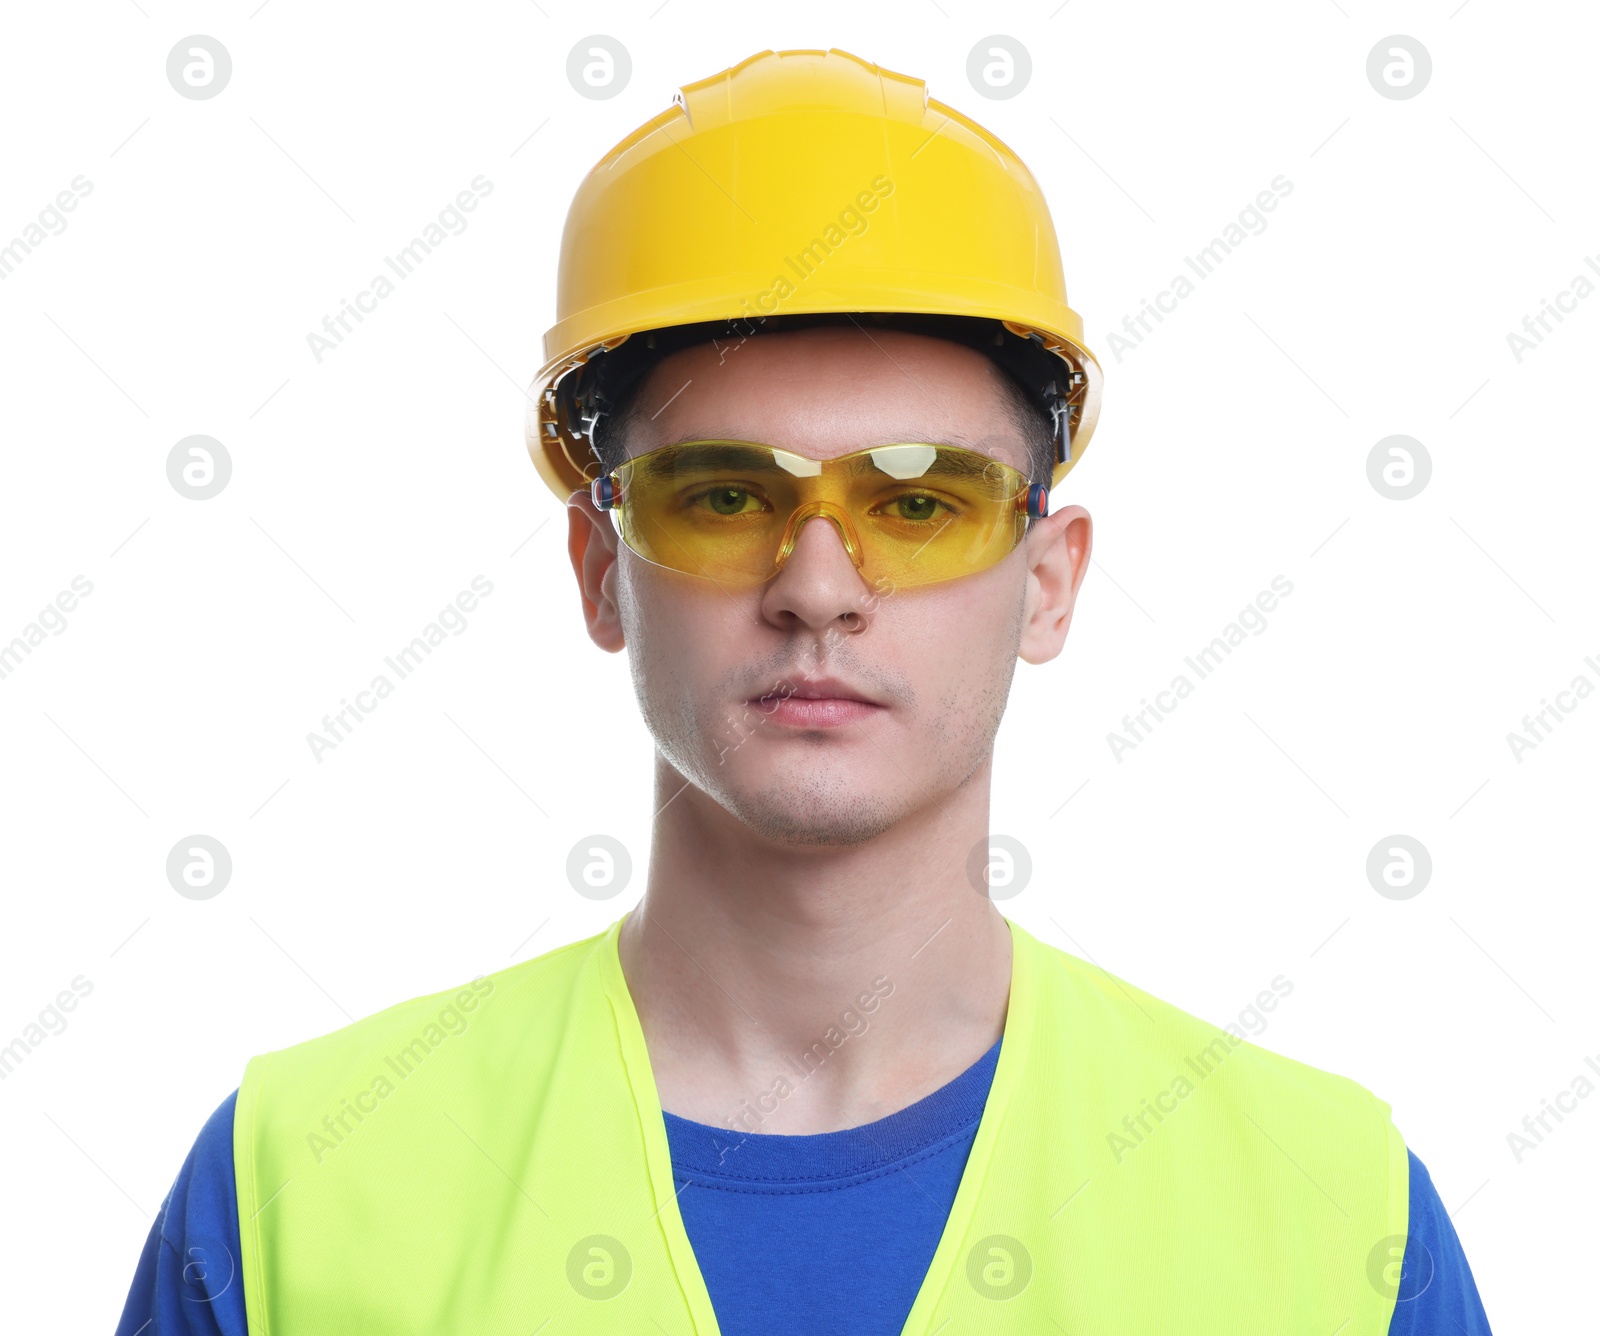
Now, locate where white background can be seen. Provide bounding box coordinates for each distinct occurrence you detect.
[1,1,1592,1329]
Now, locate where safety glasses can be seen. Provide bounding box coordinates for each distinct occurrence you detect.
[589,439,1049,590]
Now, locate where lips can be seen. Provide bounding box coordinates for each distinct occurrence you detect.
[743,674,885,729]
[775,675,881,705]
[757,695,883,728]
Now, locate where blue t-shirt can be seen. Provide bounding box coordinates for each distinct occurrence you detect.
[116,1038,1492,1334]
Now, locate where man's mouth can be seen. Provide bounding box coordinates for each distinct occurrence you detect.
[745,675,886,728]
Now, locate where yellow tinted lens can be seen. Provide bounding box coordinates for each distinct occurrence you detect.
[617,442,798,582]
[847,445,1027,588]
[614,442,1027,587]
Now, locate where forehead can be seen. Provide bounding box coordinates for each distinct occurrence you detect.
[621,325,1029,473]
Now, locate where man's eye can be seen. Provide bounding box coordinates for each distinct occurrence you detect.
[690,486,764,516]
[882,493,953,522]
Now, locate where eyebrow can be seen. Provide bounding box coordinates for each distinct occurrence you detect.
[633,439,1011,481]
[637,442,773,478]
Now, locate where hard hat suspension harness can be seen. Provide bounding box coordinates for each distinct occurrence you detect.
[558,311,1082,486]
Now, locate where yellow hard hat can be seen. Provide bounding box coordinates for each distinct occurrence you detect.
[526,46,1102,501]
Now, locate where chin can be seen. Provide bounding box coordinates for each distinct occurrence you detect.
[724,785,903,848]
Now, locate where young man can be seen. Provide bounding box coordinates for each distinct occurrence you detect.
[118,48,1492,1335]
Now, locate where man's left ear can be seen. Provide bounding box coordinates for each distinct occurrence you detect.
[1018,504,1092,665]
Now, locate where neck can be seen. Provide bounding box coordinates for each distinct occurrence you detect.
[616,751,1014,1136]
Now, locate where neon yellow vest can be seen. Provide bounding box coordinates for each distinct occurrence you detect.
[235,914,1409,1334]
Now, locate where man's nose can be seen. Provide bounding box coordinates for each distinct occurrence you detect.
[775,504,863,573]
[760,511,873,628]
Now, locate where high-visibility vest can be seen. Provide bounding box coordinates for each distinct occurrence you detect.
[235,913,1409,1334]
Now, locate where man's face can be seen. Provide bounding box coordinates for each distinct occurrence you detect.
[567,325,1090,847]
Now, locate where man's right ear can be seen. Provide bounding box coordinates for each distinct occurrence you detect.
[566,489,626,652]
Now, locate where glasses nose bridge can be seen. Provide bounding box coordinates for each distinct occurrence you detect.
[772,498,865,576]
